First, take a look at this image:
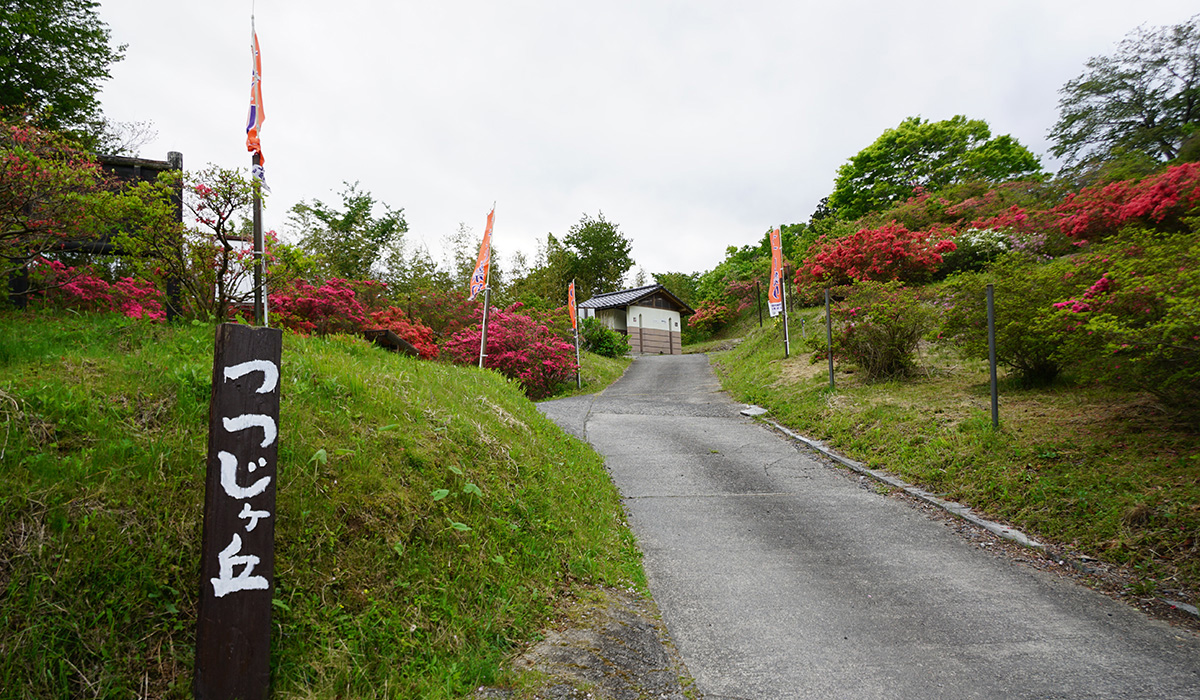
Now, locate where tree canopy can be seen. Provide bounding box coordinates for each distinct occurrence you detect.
[1049,15,1200,168]
[0,0,125,145]
[827,116,1042,220]
[287,182,407,281]
[562,211,634,301]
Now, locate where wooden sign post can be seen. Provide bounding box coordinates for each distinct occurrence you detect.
[195,323,283,700]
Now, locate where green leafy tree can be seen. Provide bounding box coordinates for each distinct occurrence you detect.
[507,233,573,310]
[440,221,504,297]
[288,182,407,280]
[1049,15,1200,169]
[563,211,634,300]
[828,116,1042,220]
[652,271,700,308]
[0,117,174,284]
[0,0,125,145]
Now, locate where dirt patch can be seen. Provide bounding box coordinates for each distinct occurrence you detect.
[774,352,830,384]
[471,586,694,700]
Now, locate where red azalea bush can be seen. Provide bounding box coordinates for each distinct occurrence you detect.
[1049,163,1200,243]
[26,258,166,321]
[443,303,578,399]
[365,306,439,359]
[794,222,956,301]
[269,278,367,335]
[688,300,734,334]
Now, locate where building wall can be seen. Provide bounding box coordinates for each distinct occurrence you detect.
[626,305,682,355]
[600,308,627,332]
[580,307,628,332]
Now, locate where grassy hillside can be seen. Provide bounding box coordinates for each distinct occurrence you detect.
[0,311,642,699]
[711,310,1200,601]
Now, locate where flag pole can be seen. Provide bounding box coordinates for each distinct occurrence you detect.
[478,286,490,369]
[252,153,265,326]
[247,12,267,327]
[782,258,790,359]
[572,279,581,388]
[777,226,787,357]
[477,204,495,369]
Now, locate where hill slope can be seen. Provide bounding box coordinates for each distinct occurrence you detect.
[0,312,642,699]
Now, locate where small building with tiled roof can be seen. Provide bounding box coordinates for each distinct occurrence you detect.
[578,284,694,355]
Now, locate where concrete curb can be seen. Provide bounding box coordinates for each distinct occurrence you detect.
[743,408,1200,621]
[740,405,1046,550]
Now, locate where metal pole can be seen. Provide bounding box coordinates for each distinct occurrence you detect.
[252,152,265,326]
[478,287,491,369]
[756,279,763,328]
[782,265,791,359]
[573,280,582,389]
[987,283,999,429]
[825,289,835,391]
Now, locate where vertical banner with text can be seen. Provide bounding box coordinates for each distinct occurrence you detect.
[768,226,784,317]
[195,323,283,700]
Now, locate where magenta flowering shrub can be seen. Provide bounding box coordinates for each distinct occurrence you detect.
[443,303,578,399]
[26,258,166,321]
[269,278,367,335]
[725,279,758,313]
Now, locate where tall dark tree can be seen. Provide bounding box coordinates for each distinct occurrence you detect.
[288,182,407,280]
[0,0,125,144]
[827,116,1042,220]
[563,211,634,300]
[1050,15,1200,168]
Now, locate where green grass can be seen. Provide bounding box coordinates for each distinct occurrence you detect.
[0,311,644,699]
[709,307,1200,598]
[545,351,631,400]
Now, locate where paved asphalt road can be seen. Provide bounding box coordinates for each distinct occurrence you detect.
[538,354,1200,699]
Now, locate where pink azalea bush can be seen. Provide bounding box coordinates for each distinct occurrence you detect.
[443,303,578,399]
[688,300,734,334]
[26,258,166,321]
[269,278,368,335]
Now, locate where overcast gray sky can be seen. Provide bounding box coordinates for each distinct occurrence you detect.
[96,1,1197,279]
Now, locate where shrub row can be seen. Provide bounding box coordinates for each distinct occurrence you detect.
[19,267,582,399]
[819,225,1200,421]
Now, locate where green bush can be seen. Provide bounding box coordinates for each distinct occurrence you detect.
[579,317,630,358]
[939,254,1086,385]
[1051,226,1200,420]
[830,281,935,379]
